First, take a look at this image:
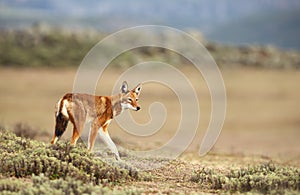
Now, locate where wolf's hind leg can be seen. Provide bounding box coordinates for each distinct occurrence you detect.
[69,110,85,146]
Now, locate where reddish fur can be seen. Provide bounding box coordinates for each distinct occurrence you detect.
[50,82,142,155]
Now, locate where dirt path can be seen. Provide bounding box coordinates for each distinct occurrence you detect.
[119,153,300,194]
[123,160,202,194]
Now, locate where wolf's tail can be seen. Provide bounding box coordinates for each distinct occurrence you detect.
[51,98,70,144]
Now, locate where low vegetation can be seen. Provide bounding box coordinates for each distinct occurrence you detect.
[0,26,300,69]
[0,129,140,186]
[0,27,98,68]
[0,175,141,195]
[0,127,299,194]
[191,162,300,193]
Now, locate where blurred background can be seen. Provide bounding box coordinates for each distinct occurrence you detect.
[0,0,299,160]
[1,0,300,49]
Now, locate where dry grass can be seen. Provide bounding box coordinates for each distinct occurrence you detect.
[0,67,300,161]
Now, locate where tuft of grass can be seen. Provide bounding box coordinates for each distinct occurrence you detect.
[190,162,300,193]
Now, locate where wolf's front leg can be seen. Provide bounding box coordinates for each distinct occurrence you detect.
[98,125,121,160]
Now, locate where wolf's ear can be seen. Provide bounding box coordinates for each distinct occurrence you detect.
[121,81,128,94]
[133,83,142,96]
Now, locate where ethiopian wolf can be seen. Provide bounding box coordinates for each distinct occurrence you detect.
[51,81,142,160]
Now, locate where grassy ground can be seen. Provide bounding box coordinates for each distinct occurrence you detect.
[0,67,300,193]
[0,130,299,194]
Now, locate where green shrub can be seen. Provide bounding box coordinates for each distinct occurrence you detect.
[0,174,141,195]
[0,177,27,193]
[191,162,300,193]
[0,130,139,184]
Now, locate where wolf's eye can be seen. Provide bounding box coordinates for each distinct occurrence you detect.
[128,98,132,102]
[136,98,139,102]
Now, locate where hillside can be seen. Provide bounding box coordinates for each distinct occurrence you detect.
[0,27,299,69]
